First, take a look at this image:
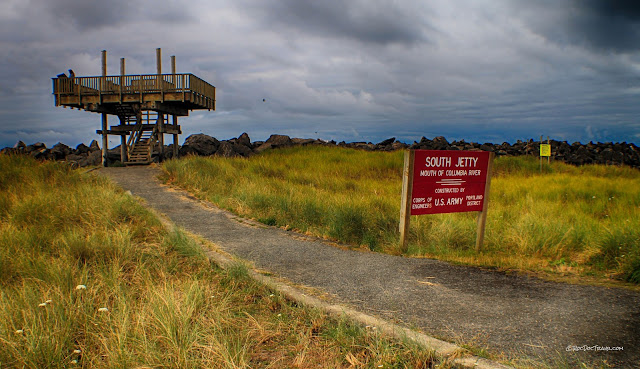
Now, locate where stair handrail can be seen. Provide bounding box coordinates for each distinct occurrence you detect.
[148,125,158,160]
[127,119,144,158]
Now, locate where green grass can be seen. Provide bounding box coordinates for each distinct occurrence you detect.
[0,154,441,368]
[162,146,640,285]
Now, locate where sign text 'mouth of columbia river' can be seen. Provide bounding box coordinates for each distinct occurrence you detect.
[411,150,491,215]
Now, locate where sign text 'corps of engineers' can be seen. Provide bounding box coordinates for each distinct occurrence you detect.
[411,150,491,215]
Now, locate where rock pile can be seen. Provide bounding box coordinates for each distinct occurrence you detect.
[1,140,103,167]
[2,133,639,169]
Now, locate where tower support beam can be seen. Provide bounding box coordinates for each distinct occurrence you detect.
[101,50,108,167]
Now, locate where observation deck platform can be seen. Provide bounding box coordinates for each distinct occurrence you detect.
[52,73,215,116]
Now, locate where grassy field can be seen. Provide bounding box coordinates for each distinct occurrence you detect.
[162,145,640,285]
[0,154,441,368]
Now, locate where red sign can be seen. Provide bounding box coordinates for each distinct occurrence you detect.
[410,150,491,215]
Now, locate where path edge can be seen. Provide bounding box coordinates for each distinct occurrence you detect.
[138,195,513,369]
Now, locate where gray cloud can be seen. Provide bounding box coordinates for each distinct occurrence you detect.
[1,0,639,148]
[244,0,432,45]
[518,0,640,53]
[41,0,135,30]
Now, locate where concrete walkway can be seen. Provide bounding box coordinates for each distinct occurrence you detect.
[99,166,639,368]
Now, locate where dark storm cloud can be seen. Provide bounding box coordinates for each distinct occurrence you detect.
[246,0,430,45]
[41,0,135,30]
[521,0,640,53]
[40,0,193,31]
[569,0,640,52]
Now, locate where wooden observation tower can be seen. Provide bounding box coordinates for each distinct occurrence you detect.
[52,49,215,166]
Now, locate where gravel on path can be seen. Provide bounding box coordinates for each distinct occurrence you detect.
[99,166,640,368]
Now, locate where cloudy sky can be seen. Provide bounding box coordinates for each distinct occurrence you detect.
[2,0,640,149]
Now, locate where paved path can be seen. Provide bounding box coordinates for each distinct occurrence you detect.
[99,166,639,368]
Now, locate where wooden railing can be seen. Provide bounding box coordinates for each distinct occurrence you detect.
[52,73,215,108]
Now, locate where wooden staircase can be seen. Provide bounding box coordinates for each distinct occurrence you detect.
[125,111,157,165]
[126,129,153,165]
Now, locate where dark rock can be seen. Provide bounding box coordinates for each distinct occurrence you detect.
[25,142,46,154]
[89,140,100,152]
[27,143,48,159]
[75,143,90,155]
[216,141,236,157]
[480,144,494,152]
[107,146,122,162]
[432,136,450,150]
[291,138,316,146]
[392,141,408,150]
[377,137,395,146]
[86,150,102,166]
[266,134,292,147]
[51,142,72,160]
[254,135,292,153]
[66,154,86,162]
[233,143,253,157]
[254,142,273,154]
[237,132,251,147]
[179,134,220,156]
[14,141,26,149]
[0,147,19,155]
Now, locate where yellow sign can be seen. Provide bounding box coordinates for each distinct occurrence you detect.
[540,144,551,157]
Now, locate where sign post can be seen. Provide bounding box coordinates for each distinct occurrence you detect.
[540,135,551,172]
[399,150,493,252]
[399,150,415,251]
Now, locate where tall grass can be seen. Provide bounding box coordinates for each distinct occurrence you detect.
[163,146,640,283]
[0,154,440,368]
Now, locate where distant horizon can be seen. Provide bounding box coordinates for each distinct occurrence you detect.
[4,128,638,151]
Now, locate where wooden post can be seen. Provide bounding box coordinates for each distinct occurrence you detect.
[119,57,127,163]
[399,149,415,252]
[539,135,543,173]
[171,55,179,158]
[156,48,162,75]
[547,136,550,165]
[475,153,494,252]
[156,48,164,161]
[158,113,165,161]
[101,50,108,167]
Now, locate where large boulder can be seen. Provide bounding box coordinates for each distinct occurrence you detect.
[86,150,102,166]
[75,143,90,155]
[432,136,450,150]
[291,138,317,146]
[179,134,220,156]
[51,142,72,160]
[266,134,292,147]
[216,141,236,157]
[232,143,253,157]
[236,132,251,147]
[27,143,48,159]
[89,140,100,152]
[254,134,293,153]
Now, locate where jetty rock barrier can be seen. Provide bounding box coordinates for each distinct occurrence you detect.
[2,133,639,169]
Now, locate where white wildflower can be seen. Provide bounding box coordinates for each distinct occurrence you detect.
[73,349,81,354]
[45,300,52,304]
[38,302,47,307]
[71,359,78,364]
[277,313,282,317]
[98,307,109,312]
[15,329,23,334]
[75,284,87,290]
